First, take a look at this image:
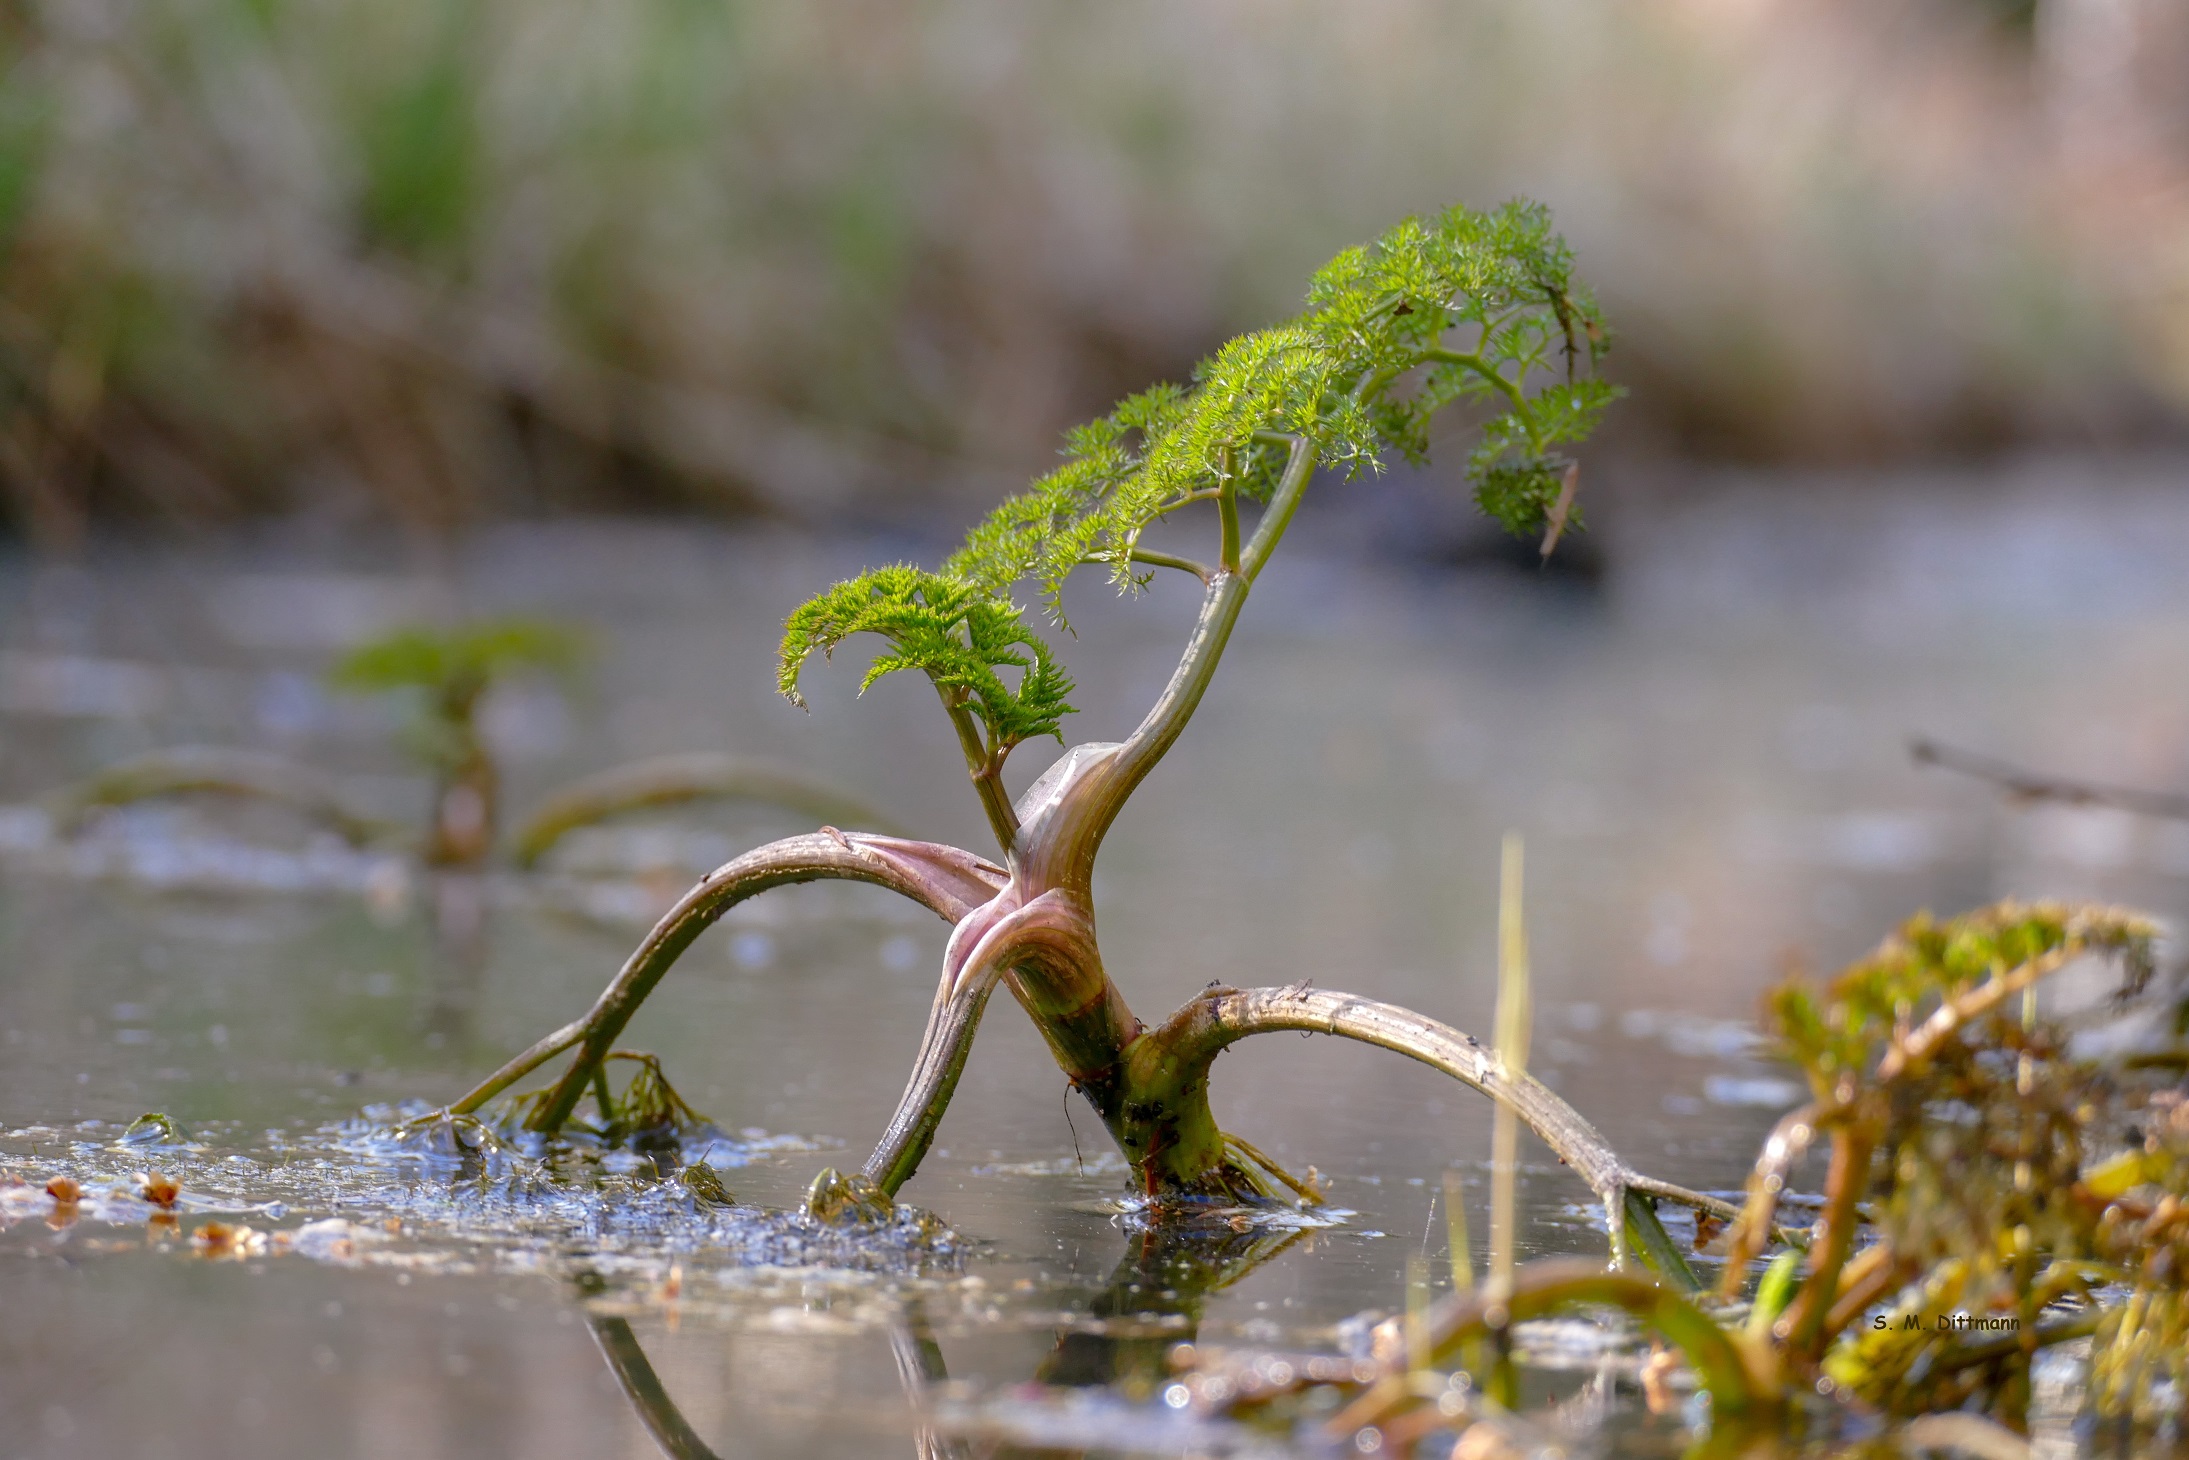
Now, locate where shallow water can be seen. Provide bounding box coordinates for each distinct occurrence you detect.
[5,458,2189,1457]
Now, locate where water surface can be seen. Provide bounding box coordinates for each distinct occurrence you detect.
[5,460,2188,1457]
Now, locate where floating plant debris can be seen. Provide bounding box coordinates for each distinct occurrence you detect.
[3,1097,970,1306]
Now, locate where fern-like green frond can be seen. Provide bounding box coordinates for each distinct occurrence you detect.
[786,198,1618,755]
[778,565,1075,753]
[329,619,586,697]
[329,617,586,770]
[940,198,1618,619]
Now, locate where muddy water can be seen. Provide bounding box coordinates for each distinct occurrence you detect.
[4,458,2188,1458]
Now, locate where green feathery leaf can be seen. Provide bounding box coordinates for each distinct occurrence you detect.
[784,198,1619,749]
[778,565,1075,753]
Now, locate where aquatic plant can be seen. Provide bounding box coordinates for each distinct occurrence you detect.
[447,201,1744,1262]
[41,618,885,879]
[1177,899,2189,1444]
[328,618,586,865]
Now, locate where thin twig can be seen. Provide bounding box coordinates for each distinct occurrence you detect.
[1911,737,2189,820]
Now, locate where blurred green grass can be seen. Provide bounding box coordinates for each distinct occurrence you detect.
[0,0,2183,542]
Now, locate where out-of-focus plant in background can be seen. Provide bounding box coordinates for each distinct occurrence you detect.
[0,0,2184,545]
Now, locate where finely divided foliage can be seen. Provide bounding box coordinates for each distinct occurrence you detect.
[778,566,1076,754]
[777,203,1615,749]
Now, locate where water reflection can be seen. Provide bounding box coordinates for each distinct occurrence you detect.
[592,1221,1309,1460]
[420,871,492,1053]
[592,1317,727,1460]
[1034,1221,1308,1395]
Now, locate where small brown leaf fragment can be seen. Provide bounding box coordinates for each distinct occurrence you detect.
[45,1175,80,1204]
[137,1171,179,1208]
[1692,1210,1727,1252]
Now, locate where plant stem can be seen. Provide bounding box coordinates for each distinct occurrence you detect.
[1102,548,1212,583]
[861,889,1098,1193]
[509,753,899,868]
[1239,436,1314,582]
[939,689,1019,858]
[1784,1125,1877,1360]
[1423,348,1539,442]
[1415,1257,1774,1420]
[1141,984,1723,1244]
[1489,833,1529,1291]
[1217,477,1242,575]
[515,832,1004,1134]
[448,1016,590,1115]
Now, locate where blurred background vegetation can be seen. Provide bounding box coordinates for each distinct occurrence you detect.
[0,0,2185,545]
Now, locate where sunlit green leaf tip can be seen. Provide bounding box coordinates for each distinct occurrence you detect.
[937,197,1620,620]
[777,565,1075,752]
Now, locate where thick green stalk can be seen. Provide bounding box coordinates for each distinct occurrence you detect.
[1142,985,1628,1196]
[1011,435,1317,897]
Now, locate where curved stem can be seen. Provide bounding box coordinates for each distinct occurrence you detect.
[1239,435,1315,582]
[1014,437,1313,887]
[521,831,1005,1134]
[1716,1103,1830,1296]
[449,1016,589,1115]
[508,753,901,868]
[1423,348,1538,440]
[862,889,1100,1193]
[1152,985,1631,1198]
[590,1317,723,1460]
[1416,1258,1773,1419]
[45,745,392,846]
